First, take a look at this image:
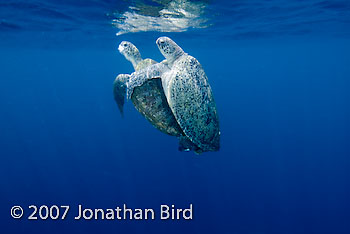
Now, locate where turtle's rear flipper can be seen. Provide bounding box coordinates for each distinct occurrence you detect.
[113,74,130,117]
[178,135,202,153]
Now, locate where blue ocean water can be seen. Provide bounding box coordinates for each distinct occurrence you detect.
[1,1,350,233]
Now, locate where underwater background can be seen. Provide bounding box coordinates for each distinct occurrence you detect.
[1,0,350,233]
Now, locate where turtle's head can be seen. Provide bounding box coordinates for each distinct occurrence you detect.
[118,41,142,70]
[156,37,184,66]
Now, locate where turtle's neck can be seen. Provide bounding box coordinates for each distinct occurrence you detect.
[167,48,185,67]
[128,54,142,70]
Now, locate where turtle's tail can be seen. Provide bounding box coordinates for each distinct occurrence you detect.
[113,74,130,117]
[178,135,202,154]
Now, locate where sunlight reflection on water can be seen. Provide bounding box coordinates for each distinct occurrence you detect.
[112,0,210,36]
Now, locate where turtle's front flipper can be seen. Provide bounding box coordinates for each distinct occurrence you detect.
[126,63,169,99]
[113,74,130,117]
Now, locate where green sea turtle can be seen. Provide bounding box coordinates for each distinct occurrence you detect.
[127,37,220,152]
[114,41,201,152]
[114,41,182,137]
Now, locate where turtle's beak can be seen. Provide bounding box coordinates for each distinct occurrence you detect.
[118,44,124,53]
